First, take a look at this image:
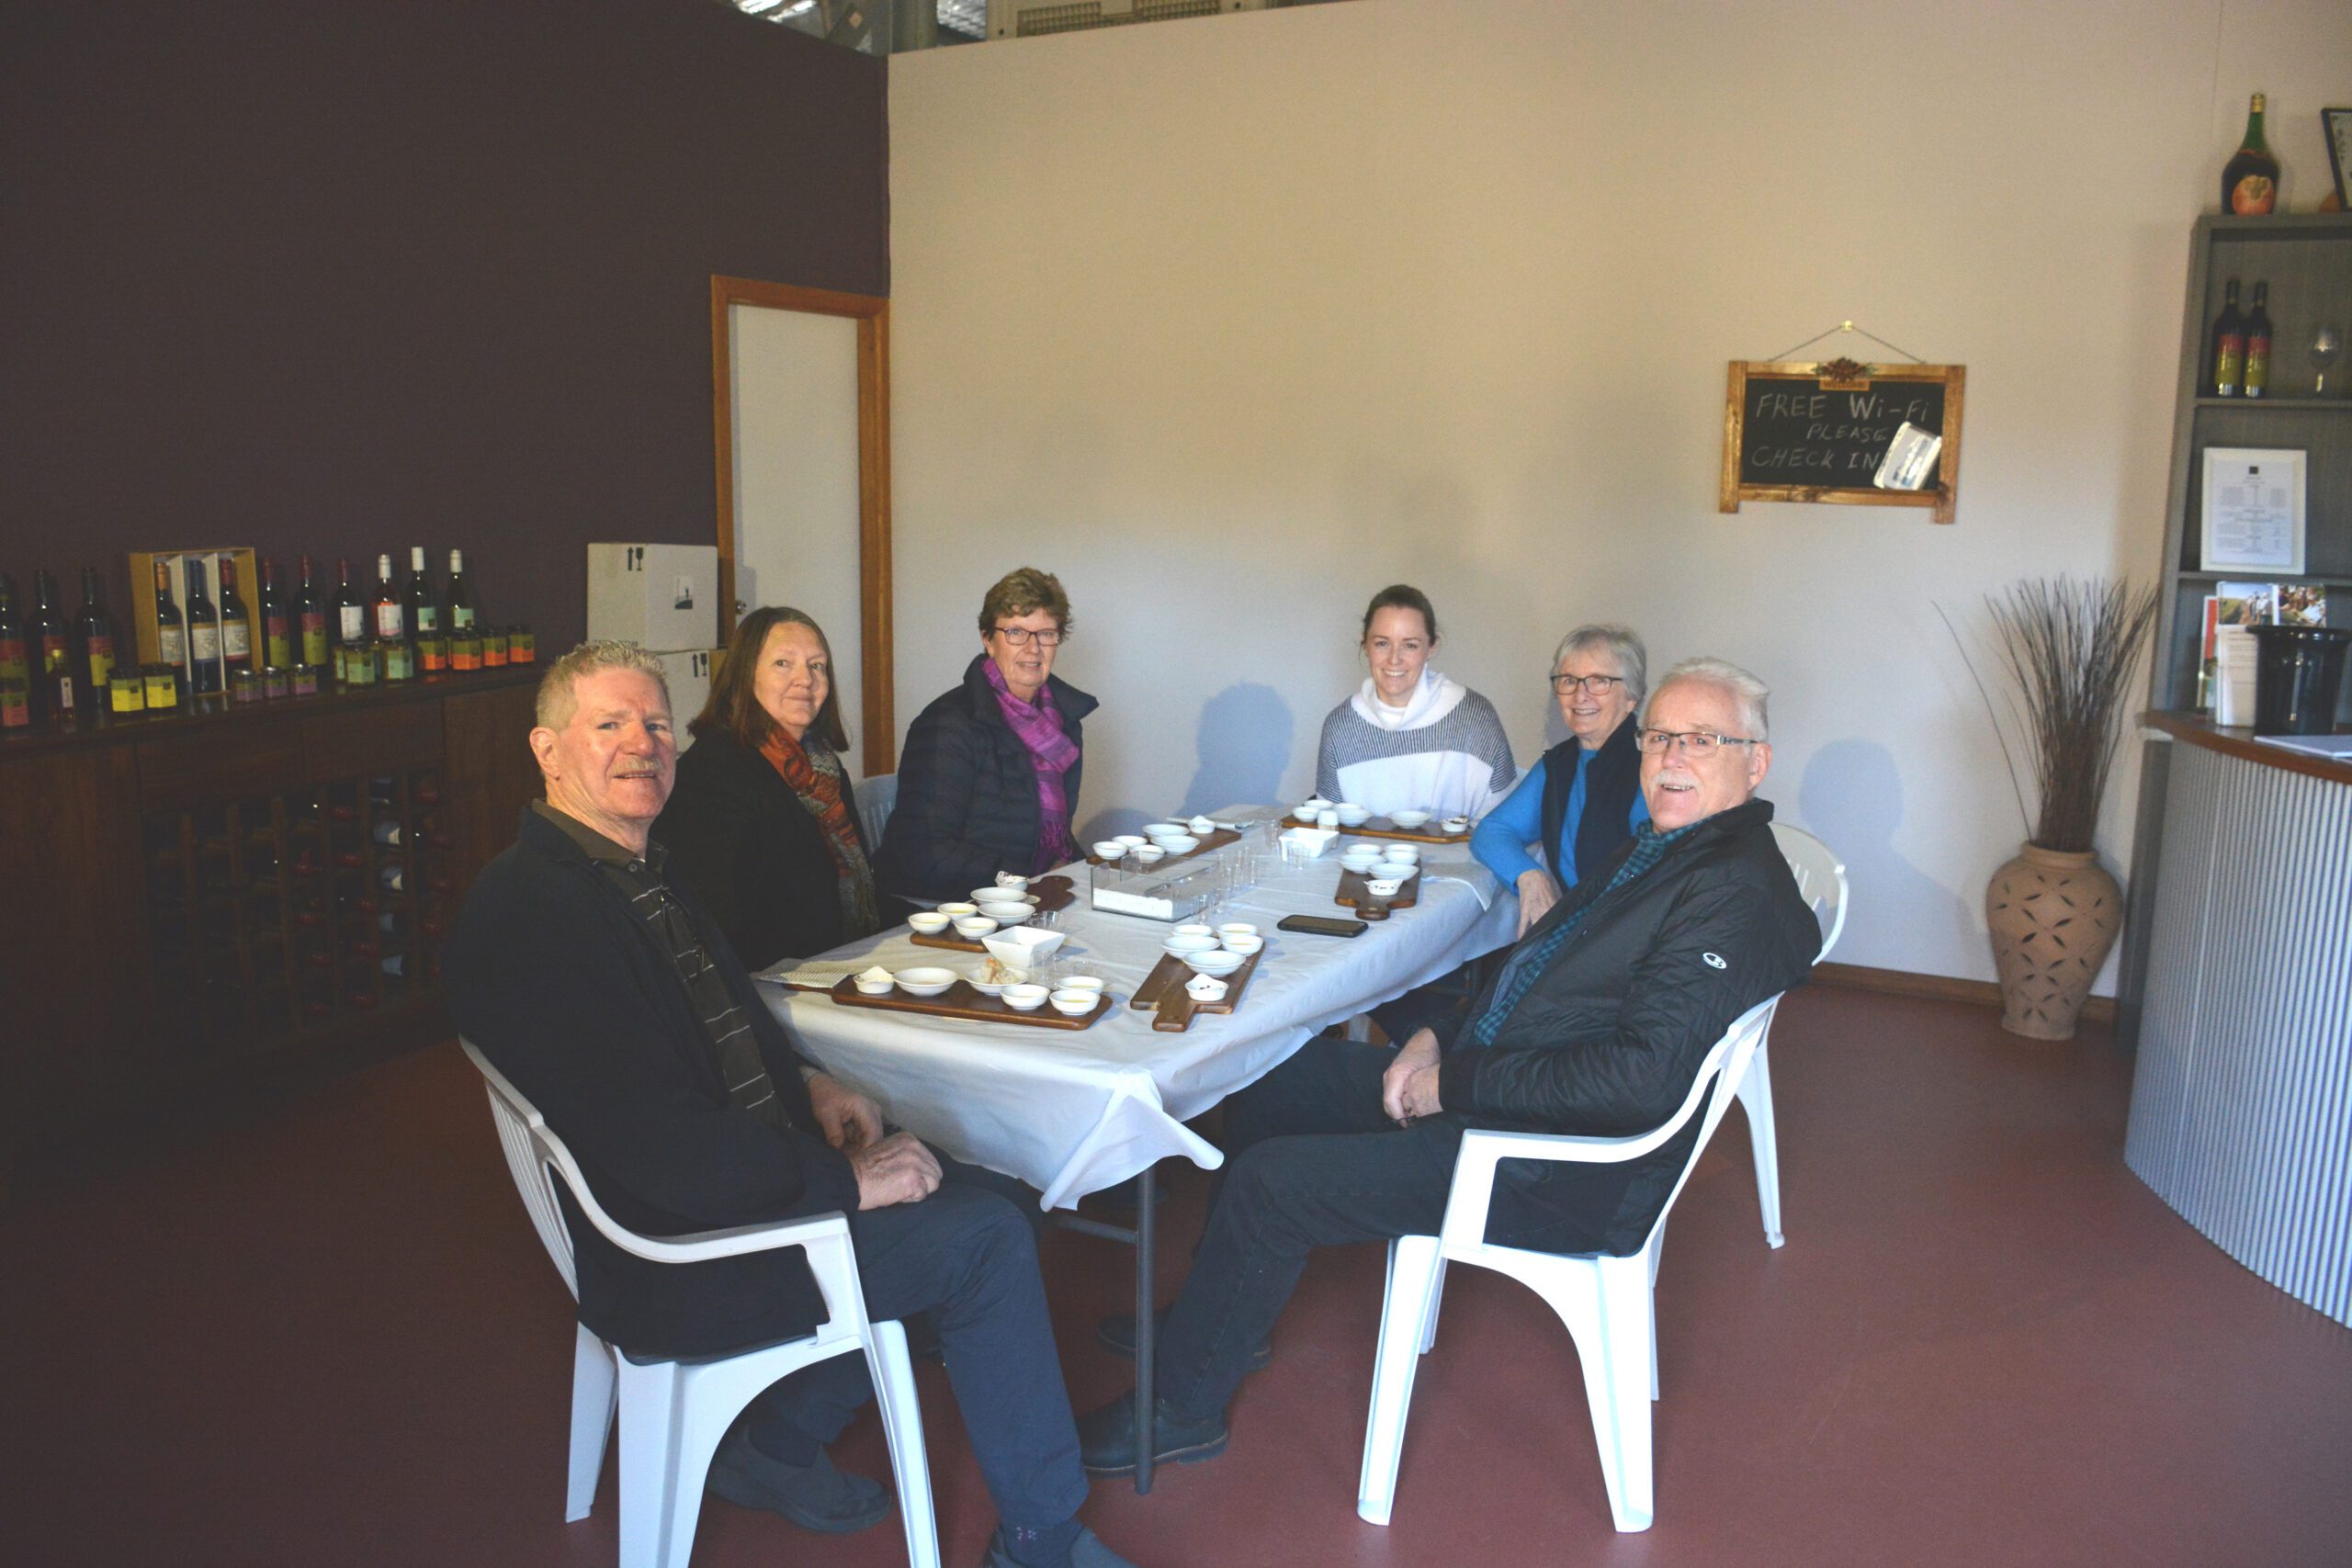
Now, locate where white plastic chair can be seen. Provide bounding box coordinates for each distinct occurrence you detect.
[1736,823,1849,1248]
[854,773,898,852]
[1356,994,1784,1534]
[460,1040,940,1568]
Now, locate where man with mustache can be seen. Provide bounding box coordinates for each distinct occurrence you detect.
[447,641,1137,1568]
[1080,658,1822,1479]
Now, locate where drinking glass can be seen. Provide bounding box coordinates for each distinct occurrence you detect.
[2312,323,2343,397]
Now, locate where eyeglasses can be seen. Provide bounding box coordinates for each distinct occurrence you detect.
[989,626,1063,648]
[1549,672,1625,695]
[1635,728,1761,756]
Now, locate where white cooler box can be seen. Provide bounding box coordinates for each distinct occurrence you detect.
[656,649,717,748]
[588,543,719,651]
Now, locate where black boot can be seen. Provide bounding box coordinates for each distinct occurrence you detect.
[1075,1388,1228,1477]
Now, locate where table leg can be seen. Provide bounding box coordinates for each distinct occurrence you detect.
[1134,1161,1157,1495]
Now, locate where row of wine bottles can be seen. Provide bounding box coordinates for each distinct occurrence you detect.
[1,548,530,731]
[2209,279,2277,399]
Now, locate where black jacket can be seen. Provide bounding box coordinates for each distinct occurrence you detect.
[1433,798,1819,1253]
[650,728,870,973]
[446,808,862,1359]
[873,655,1099,906]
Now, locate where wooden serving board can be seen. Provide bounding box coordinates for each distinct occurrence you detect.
[1086,828,1241,869]
[1335,865,1422,920]
[911,931,989,953]
[828,976,1110,1030]
[1290,812,1469,844]
[1128,948,1264,1032]
[906,875,1076,951]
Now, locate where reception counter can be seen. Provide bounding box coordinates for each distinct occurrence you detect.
[2124,713,2352,1328]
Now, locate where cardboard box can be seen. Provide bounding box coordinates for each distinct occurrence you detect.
[586,544,719,651]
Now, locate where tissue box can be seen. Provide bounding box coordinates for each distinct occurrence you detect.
[1088,858,1216,923]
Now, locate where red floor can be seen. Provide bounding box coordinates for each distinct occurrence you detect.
[7,985,2349,1567]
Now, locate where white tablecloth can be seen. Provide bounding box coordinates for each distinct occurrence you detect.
[761,811,1515,1210]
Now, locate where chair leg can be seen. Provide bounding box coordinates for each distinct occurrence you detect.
[615,1359,685,1568]
[1645,1238,1662,1402]
[1738,1041,1784,1248]
[1418,1258,1446,1355]
[1591,1260,1657,1532]
[1357,1235,1443,1526]
[865,1321,942,1568]
[568,1324,618,1522]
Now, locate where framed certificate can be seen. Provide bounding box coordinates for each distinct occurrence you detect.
[2199,447,2306,575]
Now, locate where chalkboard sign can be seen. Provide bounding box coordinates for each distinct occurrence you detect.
[1720,360,1966,524]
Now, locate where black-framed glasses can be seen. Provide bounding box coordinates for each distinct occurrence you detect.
[989,626,1064,648]
[1549,672,1626,694]
[1634,728,1761,757]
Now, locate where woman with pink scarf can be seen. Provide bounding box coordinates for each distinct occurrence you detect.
[873,567,1100,910]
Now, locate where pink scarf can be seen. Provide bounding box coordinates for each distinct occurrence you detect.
[984,659,1080,869]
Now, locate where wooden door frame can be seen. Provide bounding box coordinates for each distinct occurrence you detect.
[710,276,895,776]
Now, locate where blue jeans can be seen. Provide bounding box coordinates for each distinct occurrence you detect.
[746,1171,1085,1531]
[1152,1038,1613,1421]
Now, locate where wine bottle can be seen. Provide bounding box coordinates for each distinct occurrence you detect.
[2244,281,2272,400]
[2211,280,2245,397]
[372,554,405,642]
[446,549,475,631]
[405,546,439,641]
[296,556,328,669]
[333,557,367,651]
[76,566,118,693]
[0,572,29,731]
[30,570,69,679]
[2221,94,2280,216]
[218,558,253,679]
[184,558,222,694]
[153,559,187,678]
[257,558,291,671]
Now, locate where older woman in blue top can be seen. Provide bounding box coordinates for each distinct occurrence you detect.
[1472,624,1651,937]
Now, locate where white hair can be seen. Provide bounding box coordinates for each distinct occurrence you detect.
[1552,623,1648,703]
[536,640,672,729]
[1645,656,1770,741]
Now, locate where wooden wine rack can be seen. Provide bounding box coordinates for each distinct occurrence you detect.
[0,667,543,1183]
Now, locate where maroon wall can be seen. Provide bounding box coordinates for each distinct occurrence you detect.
[1,0,888,650]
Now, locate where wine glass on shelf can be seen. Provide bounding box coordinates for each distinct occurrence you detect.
[2311,323,2343,398]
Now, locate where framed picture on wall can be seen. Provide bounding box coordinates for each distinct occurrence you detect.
[2199,447,2306,574]
[2327,108,2352,208]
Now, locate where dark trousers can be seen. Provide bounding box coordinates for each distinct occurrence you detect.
[746,1170,1085,1531]
[1153,1038,1611,1421]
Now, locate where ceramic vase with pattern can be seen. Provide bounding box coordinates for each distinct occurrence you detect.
[1985,842,2121,1041]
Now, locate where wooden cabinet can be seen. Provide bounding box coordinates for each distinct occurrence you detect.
[0,670,541,1178]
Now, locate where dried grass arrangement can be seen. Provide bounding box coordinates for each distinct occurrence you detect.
[1943,576,2160,854]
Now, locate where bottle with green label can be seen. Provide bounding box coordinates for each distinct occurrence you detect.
[0,572,31,730]
[2211,280,2245,397]
[2243,282,2271,399]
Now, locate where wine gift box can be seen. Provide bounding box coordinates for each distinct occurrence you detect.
[130,547,264,683]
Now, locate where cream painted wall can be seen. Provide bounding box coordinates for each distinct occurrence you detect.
[885,0,2352,988]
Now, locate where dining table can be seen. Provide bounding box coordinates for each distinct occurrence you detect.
[756,807,1517,1489]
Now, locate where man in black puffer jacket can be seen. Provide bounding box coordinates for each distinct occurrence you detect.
[1079,657,1823,1478]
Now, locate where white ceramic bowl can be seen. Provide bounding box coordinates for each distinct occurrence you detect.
[1371,861,1417,882]
[1163,933,1221,957]
[1184,975,1229,1003]
[1334,802,1372,827]
[936,901,979,919]
[994,873,1030,892]
[894,966,958,998]
[973,886,1044,906]
[1114,833,1148,850]
[1048,987,1097,1016]
[953,915,1000,939]
[1216,922,1259,941]
[1442,817,1470,834]
[982,929,1067,971]
[1221,933,1263,957]
[1001,983,1049,1011]
[1295,807,1321,824]
[908,911,953,935]
[967,966,1010,997]
[1339,850,1382,870]
[853,972,895,995]
[1365,876,1404,898]
[1139,822,1187,839]
[1303,796,1333,813]
[1134,845,1166,863]
[1174,923,1216,939]
[1150,834,1198,855]
[977,901,1032,927]
[1188,815,1218,835]
[1388,809,1431,829]
[1184,949,1246,976]
[1057,974,1105,993]
[1092,840,1128,860]
[1385,842,1421,861]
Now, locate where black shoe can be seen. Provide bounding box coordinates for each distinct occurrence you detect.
[1096,1307,1272,1373]
[707,1427,890,1534]
[976,1523,1139,1568]
[1076,1389,1228,1477]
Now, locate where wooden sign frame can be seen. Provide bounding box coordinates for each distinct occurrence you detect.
[1721,360,1965,525]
